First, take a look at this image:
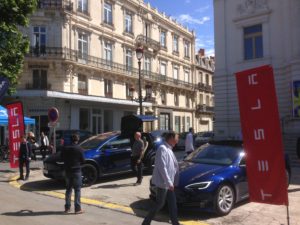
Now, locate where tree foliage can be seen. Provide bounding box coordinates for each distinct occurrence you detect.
[0,0,37,94]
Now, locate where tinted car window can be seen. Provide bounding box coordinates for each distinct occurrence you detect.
[80,133,116,150]
[103,136,131,149]
[185,144,242,166]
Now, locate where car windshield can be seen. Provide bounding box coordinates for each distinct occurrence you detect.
[80,133,117,150]
[185,144,242,166]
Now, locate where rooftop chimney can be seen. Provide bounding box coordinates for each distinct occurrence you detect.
[198,48,205,57]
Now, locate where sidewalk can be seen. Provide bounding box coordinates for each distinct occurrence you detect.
[3,160,300,225]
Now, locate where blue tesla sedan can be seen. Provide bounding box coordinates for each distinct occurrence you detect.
[150,140,291,216]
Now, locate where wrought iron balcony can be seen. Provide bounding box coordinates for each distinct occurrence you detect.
[136,35,161,54]
[196,104,214,114]
[37,0,73,10]
[25,83,52,90]
[197,82,213,93]
[26,47,196,90]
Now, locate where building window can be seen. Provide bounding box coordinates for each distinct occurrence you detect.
[161,91,166,105]
[186,96,190,108]
[32,70,48,89]
[144,56,151,75]
[125,83,131,98]
[78,33,88,60]
[104,41,112,63]
[77,0,88,14]
[186,116,190,131]
[174,93,179,106]
[173,67,178,80]
[125,49,132,72]
[206,74,209,86]
[199,71,203,83]
[79,108,90,130]
[104,2,113,25]
[159,113,170,130]
[184,70,190,83]
[78,74,88,95]
[125,11,132,34]
[160,30,166,48]
[200,94,203,104]
[184,40,190,58]
[244,24,263,60]
[174,116,181,133]
[160,61,167,76]
[144,22,151,38]
[104,79,113,97]
[173,35,179,53]
[33,26,46,54]
[206,95,210,106]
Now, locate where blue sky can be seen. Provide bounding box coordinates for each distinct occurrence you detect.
[144,0,214,56]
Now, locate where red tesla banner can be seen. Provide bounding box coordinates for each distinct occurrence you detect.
[235,65,288,205]
[7,102,25,168]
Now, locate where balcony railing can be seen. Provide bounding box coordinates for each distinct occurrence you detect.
[78,88,88,95]
[196,104,214,114]
[136,35,161,54]
[197,83,213,93]
[25,83,52,90]
[37,0,73,10]
[26,47,197,90]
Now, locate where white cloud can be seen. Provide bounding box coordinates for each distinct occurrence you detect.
[195,37,215,56]
[195,5,210,13]
[177,14,210,25]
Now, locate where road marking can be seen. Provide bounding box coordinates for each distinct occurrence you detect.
[9,175,209,225]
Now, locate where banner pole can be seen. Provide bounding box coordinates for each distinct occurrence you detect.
[286,204,290,225]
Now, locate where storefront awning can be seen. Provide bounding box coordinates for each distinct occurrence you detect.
[0,105,35,126]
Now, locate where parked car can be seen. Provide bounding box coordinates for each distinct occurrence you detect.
[194,131,214,148]
[150,140,291,216]
[44,115,159,186]
[50,129,92,147]
[174,132,189,150]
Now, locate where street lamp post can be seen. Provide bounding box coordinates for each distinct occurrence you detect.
[136,46,144,115]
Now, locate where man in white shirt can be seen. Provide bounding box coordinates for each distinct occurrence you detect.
[185,127,194,155]
[142,131,180,225]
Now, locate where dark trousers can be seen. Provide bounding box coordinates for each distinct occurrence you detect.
[65,171,82,212]
[40,145,48,159]
[19,159,30,179]
[131,156,143,182]
[142,187,180,225]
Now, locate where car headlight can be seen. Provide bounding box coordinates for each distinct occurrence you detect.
[185,181,212,190]
[156,137,161,142]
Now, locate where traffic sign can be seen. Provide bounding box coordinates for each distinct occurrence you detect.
[48,107,59,123]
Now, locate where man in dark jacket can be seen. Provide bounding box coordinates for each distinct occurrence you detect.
[61,134,85,214]
[19,135,32,180]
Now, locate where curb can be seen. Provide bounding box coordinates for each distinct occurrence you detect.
[8,174,209,225]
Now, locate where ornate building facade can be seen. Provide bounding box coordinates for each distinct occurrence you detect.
[6,0,214,135]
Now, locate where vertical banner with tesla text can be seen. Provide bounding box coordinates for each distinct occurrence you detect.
[7,102,25,168]
[235,65,288,205]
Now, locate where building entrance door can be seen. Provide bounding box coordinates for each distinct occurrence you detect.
[92,109,102,135]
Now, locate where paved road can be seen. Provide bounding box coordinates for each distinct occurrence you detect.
[1,152,300,225]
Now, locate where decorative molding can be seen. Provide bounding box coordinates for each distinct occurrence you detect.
[237,0,269,16]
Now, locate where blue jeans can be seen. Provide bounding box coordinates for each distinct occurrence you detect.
[142,187,180,225]
[65,171,82,211]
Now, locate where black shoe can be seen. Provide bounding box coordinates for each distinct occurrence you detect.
[17,177,24,181]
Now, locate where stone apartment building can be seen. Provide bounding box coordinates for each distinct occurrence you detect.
[4,0,214,135]
[213,0,300,139]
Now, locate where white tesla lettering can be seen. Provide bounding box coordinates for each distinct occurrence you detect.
[248,74,258,85]
[254,129,265,140]
[258,160,269,172]
[251,99,261,110]
[260,189,272,200]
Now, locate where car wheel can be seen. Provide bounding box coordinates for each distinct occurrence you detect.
[81,164,98,187]
[214,184,235,216]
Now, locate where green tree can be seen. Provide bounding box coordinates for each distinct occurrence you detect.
[0,0,37,94]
